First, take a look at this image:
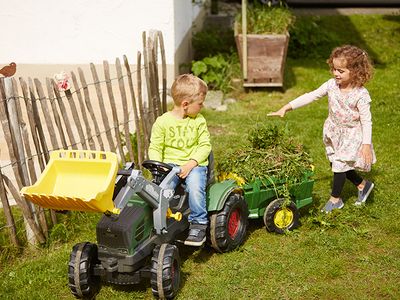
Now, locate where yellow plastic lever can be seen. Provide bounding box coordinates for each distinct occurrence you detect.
[167,208,182,221]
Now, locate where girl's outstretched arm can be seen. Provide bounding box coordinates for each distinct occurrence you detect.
[269,81,329,118]
[267,103,292,118]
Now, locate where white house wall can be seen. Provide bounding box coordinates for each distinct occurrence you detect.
[0,0,207,82]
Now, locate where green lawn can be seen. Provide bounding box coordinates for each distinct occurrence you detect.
[1,14,400,300]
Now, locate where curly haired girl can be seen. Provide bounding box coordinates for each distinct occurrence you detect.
[268,45,376,213]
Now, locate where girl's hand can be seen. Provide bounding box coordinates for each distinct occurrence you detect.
[360,144,373,165]
[179,159,198,179]
[267,104,292,118]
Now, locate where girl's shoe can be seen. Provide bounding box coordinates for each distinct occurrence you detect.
[321,198,344,213]
[355,181,374,205]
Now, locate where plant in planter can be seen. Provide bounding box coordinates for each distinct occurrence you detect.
[235,1,295,87]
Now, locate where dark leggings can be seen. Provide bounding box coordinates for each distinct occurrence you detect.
[331,170,363,198]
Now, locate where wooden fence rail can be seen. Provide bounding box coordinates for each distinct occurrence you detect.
[0,30,167,247]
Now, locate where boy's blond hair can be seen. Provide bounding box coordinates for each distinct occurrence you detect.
[171,74,208,106]
[327,45,373,88]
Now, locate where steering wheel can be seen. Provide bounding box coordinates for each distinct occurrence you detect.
[142,160,173,184]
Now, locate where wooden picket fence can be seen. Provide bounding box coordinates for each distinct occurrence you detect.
[0,30,168,247]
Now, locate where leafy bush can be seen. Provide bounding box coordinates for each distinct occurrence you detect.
[288,16,342,59]
[191,53,241,94]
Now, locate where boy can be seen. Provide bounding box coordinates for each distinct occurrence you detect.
[148,74,212,246]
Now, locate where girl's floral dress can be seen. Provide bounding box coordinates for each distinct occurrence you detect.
[290,78,376,172]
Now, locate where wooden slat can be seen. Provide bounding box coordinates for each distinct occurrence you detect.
[0,78,22,247]
[136,52,150,159]
[10,78,31,187]
[20,123,48,237]
[29,79,57,225]
[34,78,60,150]
[78,67,104,151]
[70,71,95,150]
[112,59,132,164]
[123,55,143,166]
[20,120,36,185]
[149,31,161,117]
[156,31,167,113]
[142,31,155,125]
[0,79,25,196]
[51,79,77,149]
[19,78,45,170]
[0,165,20,247]
[103,60,126,163]
[28,78,50,164]
[64,88,87,149]
[90,63,115,152]
[3,78,28,188]
[42,78,67,149]
[3,175,46,244]
[147,33,160,120]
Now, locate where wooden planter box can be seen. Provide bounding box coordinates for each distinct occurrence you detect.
[235,33,289,87]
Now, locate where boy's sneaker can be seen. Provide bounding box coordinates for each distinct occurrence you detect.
[355,181,374,206]
[184,223,207,247]
[321,198,344,213]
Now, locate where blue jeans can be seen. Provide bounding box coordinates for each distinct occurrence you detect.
[167,165,208,225]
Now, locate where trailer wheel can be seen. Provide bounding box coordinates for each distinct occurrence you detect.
[150,244,181,299]
[264,198,300,234]
[209,193,248,253]
[68,242,101,300]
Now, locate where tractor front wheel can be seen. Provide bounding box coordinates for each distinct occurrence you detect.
[264,198,300,234]
[150,243,181,299]
[68,242,101,299]
[209,193,248,253]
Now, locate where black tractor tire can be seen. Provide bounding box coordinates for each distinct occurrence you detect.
[209,192,248,253]
[264,198,300,234]
[150,244,181,299]
[68,242,101,300]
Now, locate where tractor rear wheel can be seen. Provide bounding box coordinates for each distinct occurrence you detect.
[264,198,300,234]
[68,242,101,299]
[209,193,248,253]
[150,243,181,299]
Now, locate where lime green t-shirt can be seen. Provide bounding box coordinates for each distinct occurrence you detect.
[148,112,211,166]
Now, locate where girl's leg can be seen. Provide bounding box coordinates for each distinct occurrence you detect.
[322,172,346,212]
[331,172,346,199]
[345,170,363,188]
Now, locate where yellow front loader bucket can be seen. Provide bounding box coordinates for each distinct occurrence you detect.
[21,150,120,214]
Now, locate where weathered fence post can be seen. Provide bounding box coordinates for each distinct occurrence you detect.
[90,63,116,152]
[122,56,141,166]
[70,71,95,150]
[104,60,126,165]
[78,67,105,151]
[0,151,20,247]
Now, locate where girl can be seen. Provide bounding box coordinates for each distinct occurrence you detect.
[268,45,376,213]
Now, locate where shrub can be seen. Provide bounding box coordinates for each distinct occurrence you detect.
[191,53,241,94]
[192,28,236,60]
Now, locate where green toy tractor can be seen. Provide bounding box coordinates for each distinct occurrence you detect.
[21,149,314,299]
